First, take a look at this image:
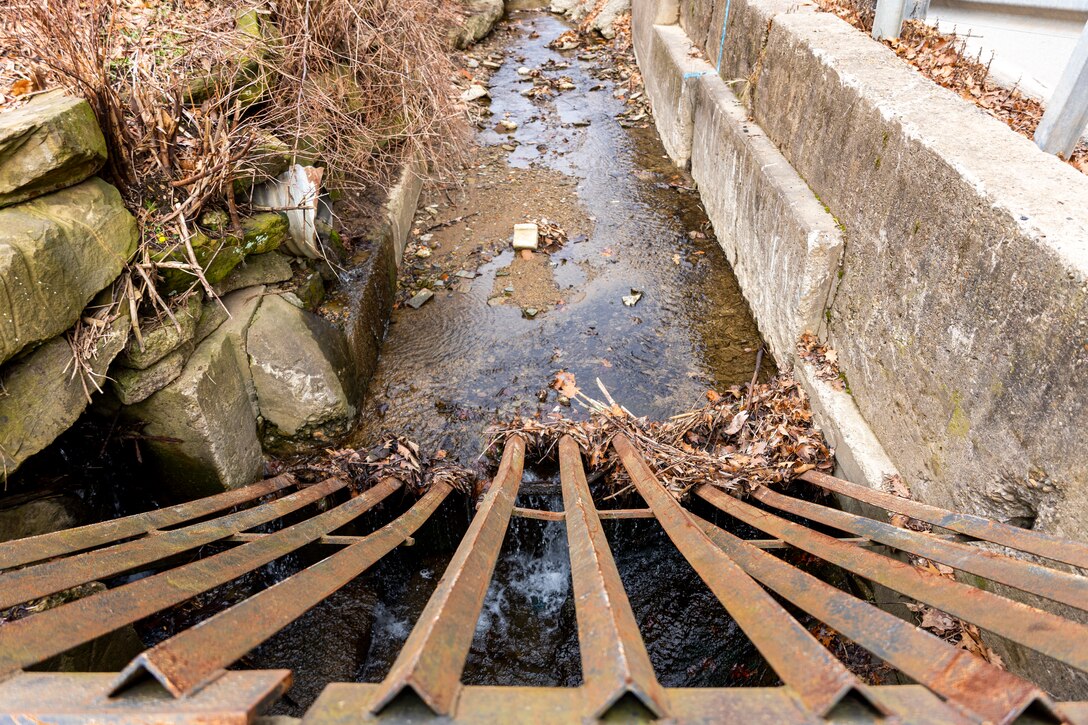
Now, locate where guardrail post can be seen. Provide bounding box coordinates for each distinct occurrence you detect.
[1035,19,1088,158]
[905,0,930,20]
[872,0,908,39]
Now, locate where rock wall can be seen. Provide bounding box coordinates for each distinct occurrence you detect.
[632,0,1088,696]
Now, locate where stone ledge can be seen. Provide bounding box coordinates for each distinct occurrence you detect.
[641,24,715,168]
[691,73,843,361]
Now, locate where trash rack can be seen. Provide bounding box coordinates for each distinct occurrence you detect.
[1,434,1087,724]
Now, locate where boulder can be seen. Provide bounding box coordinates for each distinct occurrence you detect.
[0,91,107,208]
[453,0,504,48]
[0,178,137,364]
[0,310,129,475]
[0,490,87,542]
[117,294,202,370]
[247,293,356,446]
[157,212,288,293]
[586,0,630,38]
[215,251,293,296]
[127,287,265,498]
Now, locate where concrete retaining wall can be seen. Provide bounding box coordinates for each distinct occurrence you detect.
[633,0,1088,697]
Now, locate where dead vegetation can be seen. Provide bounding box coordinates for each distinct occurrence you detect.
[489,372,834,500]
[812,0,1087,173]
[0,0,467,392]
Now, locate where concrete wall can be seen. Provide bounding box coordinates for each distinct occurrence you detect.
[632,0,1088,697]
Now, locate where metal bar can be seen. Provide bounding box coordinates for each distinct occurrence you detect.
[597,508,655,519]
[559,436,668,719]
[0,477,400,676]
[688,511,1059,724]
[698,485,1088,673]
[0,478,347,610]
[1035,19,1088,157]
[110,483,453,699]
[752,485,1088,611]
[611,435,887,718]
[368,436,525,716]
[223,533,367,545]
[872,0,907,39]
[802,470,1088,570]
[0,474,297,570]
[0,671,292,724]
[512,506,565,522]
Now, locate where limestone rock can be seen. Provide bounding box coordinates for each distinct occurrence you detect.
[0,91,107,208]
[194,298,229,343]
[0,178,137,364]
[453,0,504,49]
[587,0,630,39]
[111,345,190,405]
[215,251,294,296]
[0,311,129,475]
[247,293,356,445]
[118,294,202,370]
[127,287,265,498]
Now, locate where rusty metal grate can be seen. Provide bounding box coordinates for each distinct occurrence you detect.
[1,434,1087,723]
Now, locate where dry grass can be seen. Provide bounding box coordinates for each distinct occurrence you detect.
[0,0,468,394]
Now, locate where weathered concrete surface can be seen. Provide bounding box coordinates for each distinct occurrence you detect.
[247,294,357,446]
[387,158,426,266]
[752,12,1088,547]
[691,73,842,360]
[128,288,265,498]
[0,92,107,208]
[0,311,129,475]
[640,24,713,167]
[0,178,137,364]
[634,0,1088,696]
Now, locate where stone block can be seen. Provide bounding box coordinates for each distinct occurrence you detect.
[0,311,129,475]
[0,91,107,208]
[118,294,202,370]
[214,251,294,296]
[642,25,715,168]
[127,287,265,498]
[0,178,137,364]
[247,294,356,447]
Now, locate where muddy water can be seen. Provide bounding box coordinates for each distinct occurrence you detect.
[351,11,766,463]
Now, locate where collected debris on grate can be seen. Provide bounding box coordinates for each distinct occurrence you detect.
[489,372,833,499]
[797,332,845,390]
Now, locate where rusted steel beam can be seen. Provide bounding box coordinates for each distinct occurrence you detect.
[688,511,1060,725]
[752,485,1088,612]
[0,474,297,570]
[802,470,1088,570]
[597,508,655,519]
[611,435,887,719]
[698,485,1088,673]
[223,533,367,545]
[0,477,347,610]
[368,436,525,716]
[0,478,400,676]
[559,436,669,719]
[0,671,291,724]
[110,482,453,699]
[512,506,565,522]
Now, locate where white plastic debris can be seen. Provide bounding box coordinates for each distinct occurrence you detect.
[251,164,328,259]
[512,223,539,250]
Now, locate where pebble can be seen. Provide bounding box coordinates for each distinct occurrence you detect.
[455,270,477,279]
[498,119,518,131]
[503,286,515,295]
[482,60,502,69]
[420,233,434,242]
[461,85,489,102]
[522,307,539,319]
[415,247,431,259]
[466,58,480,68]
[517,66,531,75]
[572,119,591,127]
[558,82,576,91]
[502,144,516,152]
[406,289,434,309]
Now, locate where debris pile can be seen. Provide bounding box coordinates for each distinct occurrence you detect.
[797,331,845,390]
[290,436,477,495]
[489,372,834,499]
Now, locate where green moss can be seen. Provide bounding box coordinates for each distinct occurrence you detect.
[947,392,970,438]
[874,156,882,170]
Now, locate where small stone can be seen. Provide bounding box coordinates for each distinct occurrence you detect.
[434,279,446,289]
[513,223,539,250]
[461,84,489,102]
[558,394,571,406]
[466,58,480,68]
[523,307,539,319]
[455,270,477,279]
[495,268,510,277]
[503,286,514,296]
[482,60,502,69]
[281,292,305,308]
[415,247,432,259]
[517,66,531,75]
[420,233,434,242]
[622,289,643,307]
[497,119,518,132]
[558,82,576,91]
[502,144,516,152]
[572,119,591,127]
[407,289,434,309]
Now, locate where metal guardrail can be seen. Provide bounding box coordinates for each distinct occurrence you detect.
[0,435,1086,723]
